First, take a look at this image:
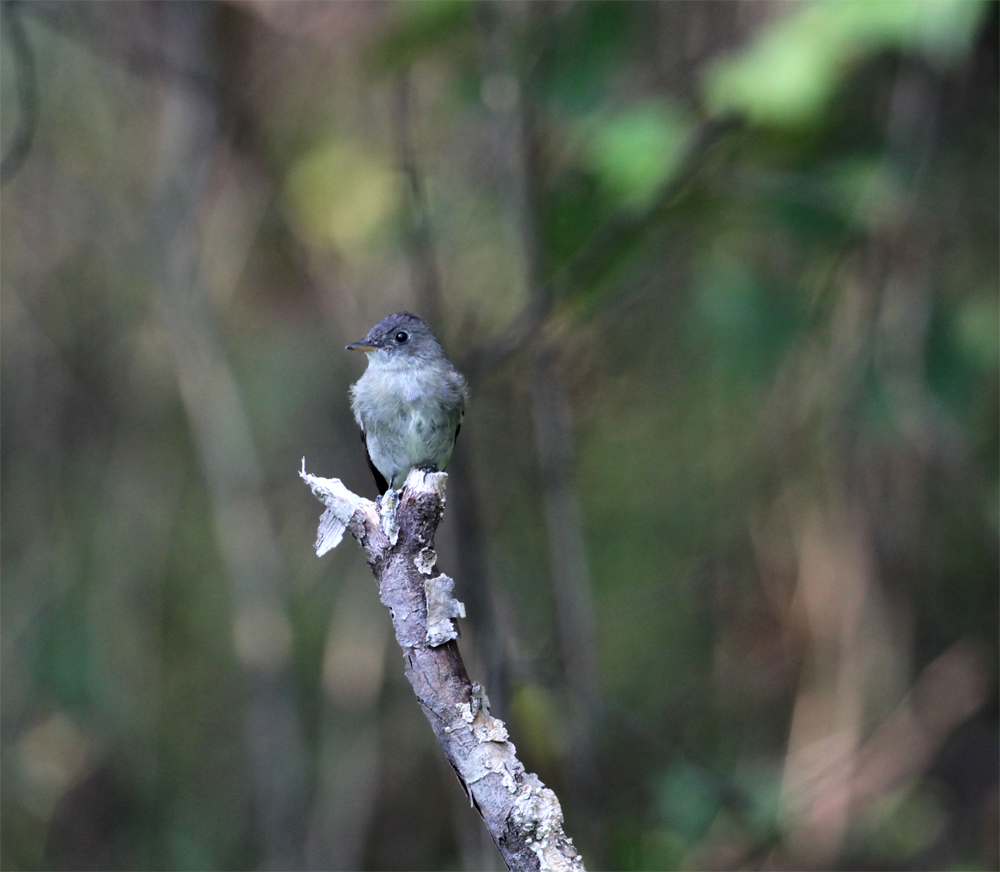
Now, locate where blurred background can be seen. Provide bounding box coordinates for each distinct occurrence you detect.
[2,1,997,870]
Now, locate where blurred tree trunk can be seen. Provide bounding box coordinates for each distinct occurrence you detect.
[517,2,603,826]
[149,5,306,867]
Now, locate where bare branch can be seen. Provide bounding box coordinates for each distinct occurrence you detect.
[301,465,586,872]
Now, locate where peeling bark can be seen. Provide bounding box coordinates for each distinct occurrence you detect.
[301,465,585,872]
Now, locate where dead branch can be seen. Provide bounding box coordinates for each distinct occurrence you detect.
[300,463,585,872]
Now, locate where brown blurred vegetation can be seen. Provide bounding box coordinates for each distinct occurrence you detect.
[1,2,997,870]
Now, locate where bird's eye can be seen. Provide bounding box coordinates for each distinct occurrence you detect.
[395,331,409,343]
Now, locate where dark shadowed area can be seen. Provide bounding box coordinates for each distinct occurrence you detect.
[2,2,997,870]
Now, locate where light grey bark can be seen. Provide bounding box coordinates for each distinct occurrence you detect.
[301,465,585,872]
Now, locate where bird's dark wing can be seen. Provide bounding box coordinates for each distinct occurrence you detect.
[360,429,389,495]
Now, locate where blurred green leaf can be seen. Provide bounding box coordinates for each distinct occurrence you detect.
[705,0,989,125]
[580,102,693,212]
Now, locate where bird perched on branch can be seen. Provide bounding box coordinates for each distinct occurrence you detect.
[347,312,468,495]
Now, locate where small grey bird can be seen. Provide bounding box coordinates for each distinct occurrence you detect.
[346,312,468,494]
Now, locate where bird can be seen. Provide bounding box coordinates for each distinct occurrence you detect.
[346,312,468,495]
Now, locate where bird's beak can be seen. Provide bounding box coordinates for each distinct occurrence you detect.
[345,341,379,351]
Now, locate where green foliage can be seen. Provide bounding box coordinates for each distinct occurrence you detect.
[706,0,990,124]
[579,102,693,211]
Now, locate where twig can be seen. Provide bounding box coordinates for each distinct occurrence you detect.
[300,464,586,872]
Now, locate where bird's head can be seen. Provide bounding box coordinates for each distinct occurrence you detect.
[346,312,444,364]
